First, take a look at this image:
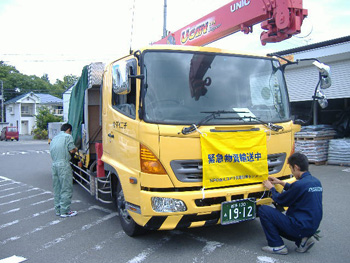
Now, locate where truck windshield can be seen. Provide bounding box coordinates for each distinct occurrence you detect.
[142,50,290,125]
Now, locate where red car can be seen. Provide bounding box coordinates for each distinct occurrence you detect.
[0,126,19,141]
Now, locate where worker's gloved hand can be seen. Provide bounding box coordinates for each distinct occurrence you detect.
[263,180,274,190]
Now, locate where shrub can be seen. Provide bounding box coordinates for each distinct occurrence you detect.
[33,128,48,140]
[36,107,62,131]
[34,106,62,139]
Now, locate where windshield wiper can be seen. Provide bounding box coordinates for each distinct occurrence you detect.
[243,116,284,131]
[181,110,245,135]
[181,111,284,135]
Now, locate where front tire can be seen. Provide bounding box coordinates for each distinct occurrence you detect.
[115,181,145,236]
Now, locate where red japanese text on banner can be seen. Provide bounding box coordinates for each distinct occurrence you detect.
[200,130,268,188]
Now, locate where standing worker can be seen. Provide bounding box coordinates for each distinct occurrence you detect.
[259,152,323,255]
[50,123,78,218]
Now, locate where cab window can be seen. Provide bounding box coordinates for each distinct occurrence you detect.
[111,59,137,119]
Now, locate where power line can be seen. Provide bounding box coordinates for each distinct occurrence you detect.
[1,58,112,63]
[0,53,121,63]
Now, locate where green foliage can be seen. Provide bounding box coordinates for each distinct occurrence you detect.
[0,61,78,101]
[32,128,48,140]
[41,74,50,83]
[35,106,63,131]
[51,74,78,98]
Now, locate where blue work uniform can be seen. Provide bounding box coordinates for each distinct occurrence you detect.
[259,171,323,247]
[50,131,76,215]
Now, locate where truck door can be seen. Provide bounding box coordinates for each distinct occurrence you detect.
[103,58,141,205]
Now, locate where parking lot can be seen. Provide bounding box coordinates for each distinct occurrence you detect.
[0,138,350,262]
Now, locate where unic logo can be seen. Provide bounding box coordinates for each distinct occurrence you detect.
[230,0,251,13]
[180,19,221,45]
[180,20,210,45]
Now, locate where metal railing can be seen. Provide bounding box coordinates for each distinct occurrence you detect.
[71,162,112,204]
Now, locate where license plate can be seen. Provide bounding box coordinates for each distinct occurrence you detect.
[221,198,256,225]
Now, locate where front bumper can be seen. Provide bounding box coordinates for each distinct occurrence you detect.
[134,177,295,230]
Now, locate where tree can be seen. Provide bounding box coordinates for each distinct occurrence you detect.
[0,61,19,79]
[33,107,63,139]
[35,106,63,130]
[41,74,50,83]
[0,61,78,100]
[51,74,78,97]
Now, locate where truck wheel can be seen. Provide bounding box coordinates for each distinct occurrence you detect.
[116,181,145,236]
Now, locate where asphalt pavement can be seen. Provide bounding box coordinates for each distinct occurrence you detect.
[0,138,349,263]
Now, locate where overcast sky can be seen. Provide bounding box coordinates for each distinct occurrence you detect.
[0,0,349,83]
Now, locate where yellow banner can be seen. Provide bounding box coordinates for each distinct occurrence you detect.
[200,130,268,188]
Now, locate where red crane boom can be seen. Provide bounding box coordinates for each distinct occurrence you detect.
[153,0,308,46]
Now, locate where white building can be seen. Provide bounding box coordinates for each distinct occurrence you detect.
[272,35,350,127]
[4,92,63,134]
[63,86,73,122]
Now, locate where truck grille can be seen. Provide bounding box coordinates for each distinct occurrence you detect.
[170,153,286,183]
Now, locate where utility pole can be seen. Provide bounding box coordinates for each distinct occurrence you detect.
[0,80,3,123]
[163,0,167,38]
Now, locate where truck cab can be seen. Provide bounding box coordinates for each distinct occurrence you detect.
[99,45,299,235]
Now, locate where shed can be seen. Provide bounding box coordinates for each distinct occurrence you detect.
[272,35,350,132]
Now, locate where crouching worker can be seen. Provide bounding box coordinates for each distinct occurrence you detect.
[259,152,323,255]
[50,123,78,218]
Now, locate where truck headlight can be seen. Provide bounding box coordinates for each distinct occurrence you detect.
[151,197,187,212]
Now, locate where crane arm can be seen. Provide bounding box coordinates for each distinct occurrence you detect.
[153,0,308,46]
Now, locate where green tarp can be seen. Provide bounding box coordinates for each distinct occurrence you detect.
[68,65,89,149]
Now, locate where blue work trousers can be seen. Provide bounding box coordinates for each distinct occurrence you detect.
[259,205,303,247]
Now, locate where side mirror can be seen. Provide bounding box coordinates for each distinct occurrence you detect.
[112,61,130,95]
[312,61,331,89]
[320,73,332,90]
[316,89,328,109]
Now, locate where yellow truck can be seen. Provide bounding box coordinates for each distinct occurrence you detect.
[68,45,307,236]
[68,0,333,237]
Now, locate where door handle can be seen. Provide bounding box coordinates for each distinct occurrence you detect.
[108,133,114,138]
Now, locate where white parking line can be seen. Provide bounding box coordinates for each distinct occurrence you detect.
[0,207,54,231]
[256,255,291,263]
[127,232,181,263]
[91,231,125,250]
[0,176,11,181]
[38,211,118,251]
[2,208,21,215]
[181,233,225,263]
[189,234,224,255]
[68,231,126,263]
[31,198,54,206]
[0,220,19,230]
[0,255,27,263]
[0,186,22,193]
[0,204,107,245]
[0,150,50,156]
[0,182,19,188]
[0,191,52,206]
[0,188,38,199]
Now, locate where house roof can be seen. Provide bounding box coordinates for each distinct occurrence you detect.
[4,93,30,105]
[35,93,62,104]
[269,35,350,56]
[4,92,62,105]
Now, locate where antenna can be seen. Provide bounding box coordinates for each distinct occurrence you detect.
[163,0,167,38]
[129,0,136,54]
[0,80,3,122]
